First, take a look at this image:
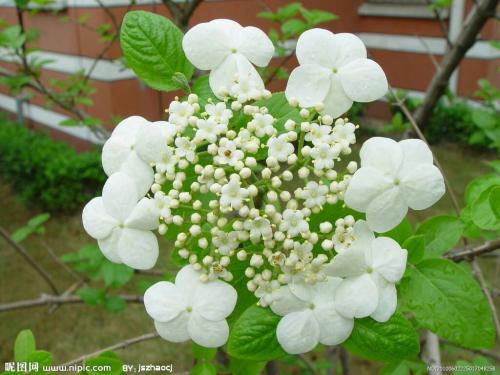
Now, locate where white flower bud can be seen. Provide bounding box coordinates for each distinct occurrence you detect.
[347,161,358,174]
[262,168,272,179]
[320,222,333,233]
[237,250,247,261]
[250,254,264,268]
[158,223,167,235]
[284,119,296,131]
[198,237,208,249]
[245,267,255,278]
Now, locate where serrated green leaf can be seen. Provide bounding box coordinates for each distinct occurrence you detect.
[342,313,419,362]
[14,330,36,362]
[120,11,193,92]
[471,185,500,231]
[227,305,286,361]
[402,235,425,264]
[281,19,307,38]
[399,258,495,349]
[416,215,464,258]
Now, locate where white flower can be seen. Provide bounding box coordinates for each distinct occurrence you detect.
[292,241,313,262]
[212,230,239,255]
[155,146,177,175]
[270,278,354,354]
[244,216,273,242]
[195,118,226,143]
[230,76,264,102]
[182,19,274,98]
[169,101,195,132]
[206,102,233,124]
[153,192,171,219]
[285,29,388,118]
[250,113,275,138]
[144,265,237,347]
[102,116,170,196]
[82,172,159,270]
[310,143,338,170]
[305,123,331,146]
[332,122,356,149]
[268,135,294,162]
[255,280,281,307]
[301,181,328,208]
[324,221,407,322]
[175,137,196,162]
[280,209,309,238]
[215,139,244,166]
[344,137,445,232]
[220,177,248,210]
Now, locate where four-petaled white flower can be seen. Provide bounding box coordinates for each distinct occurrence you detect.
[220,177,249,210]
[310,143,339,170]
[270,278,354,354]
[175,137,196,162]
[206,102,233,124]
[215,139,244,166]
[280,209,309,238]
[144,265,237,347]
[250,113,276,138]
[182,19,274,98]
[325,221,407,322]
[102,116,170,196]
[195,118,226,144]
[344,137,445,233]
[169,101,194,132]
[332,122,356,149]
[285,29,388,118]
[82,172,159,270]
[244,216,273,242]
[301,181,328,208]
[305,123,331,146]
[268,135,294,162]
[212,230,240,255]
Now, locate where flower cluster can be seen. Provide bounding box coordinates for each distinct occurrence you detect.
[82,19,445,352]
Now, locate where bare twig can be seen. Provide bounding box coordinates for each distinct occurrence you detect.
[61,332,159,366]
[424,332,442,375]
[442,339,500,362]
[446,240,500,262]
[41,240,83,282]
[326,347,338,375]
[265,54,294,85]
[161,0,204,31]
[339,348,350,375]
[0,226,59,295]
[0,293,143,313]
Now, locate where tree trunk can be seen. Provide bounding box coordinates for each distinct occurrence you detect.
[413,0,498,129]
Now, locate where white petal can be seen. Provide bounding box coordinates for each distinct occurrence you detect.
[289,281,314,302]
[102,137,131,176]
[324,246,367,278]
[359,137,403,176]
[182,21,235,70]
[209,53,263,98]
[82,197,117,239]
[193,280,237,321]
[330,33,367,68]
[102,172,138,221]
[111,116,148,139]
[339,59,388,102]
[296,28,336,68]
[399,139,433,165]
[188,313,229,348]
[285,64,331,108]
[125,198,159,231]
[311,277,342,304]
[370,276,397,323]
[314,304,354,345]
[237,26,274,67]
[276,310,320,354]
[135,123,167,164]
[97,228,123,263]
[154,313,190,342]
[334,274,378,318]
[144,281,186,322]
[320,74,353,118]
[369,237,407,283]
[366,187,408,233]
[400,164,445,210]
[344,167,392,212]
[351,220,376,250]
[271,286,308,316]
[119,152,154,197]
[117,228,159,270]
[175,265,202,296]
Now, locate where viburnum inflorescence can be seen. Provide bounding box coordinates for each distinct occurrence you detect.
[82,19,445,354]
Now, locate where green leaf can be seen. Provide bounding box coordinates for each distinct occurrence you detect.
[192,343,217,360]
[490,186,500,219]
[382,218,413,246]
[100,262,134,288]
[85,355,123,375]
[399,258,495,349]
[281,19,307,38]
[402,235,425,264]
[27,350,52,366]
[27,213,50,228]
[78,287,105,305]
[11,226,33,243]
[342,313,419,362]
[228,357,267,375]
[104,295,127,313]
[191,362,216,375]
[191,75,217,108]
[472,109,496,129]
[465,174,500,206]
[227,305,286,361]
[120,11,193,92]
[275,2,303,20]
[379,358,427,375]
[471,186,500,231]
[14,329,36,362]
[301,9,337,26]
[416,215,464,258]
[254,92,302,134]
